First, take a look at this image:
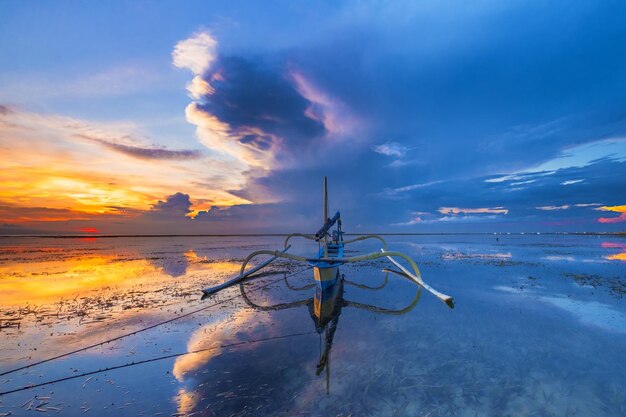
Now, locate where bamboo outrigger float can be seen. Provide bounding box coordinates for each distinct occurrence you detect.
[201,177,454,309]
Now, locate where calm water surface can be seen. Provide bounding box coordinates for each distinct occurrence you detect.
[0,235,624,416]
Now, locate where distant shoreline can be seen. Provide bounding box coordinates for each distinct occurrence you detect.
[0,232,624,238]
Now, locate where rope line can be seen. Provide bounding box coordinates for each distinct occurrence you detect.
[0,266,312,378]
[0,331,315,396]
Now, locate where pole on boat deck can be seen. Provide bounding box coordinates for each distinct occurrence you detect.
[323,176,328,258]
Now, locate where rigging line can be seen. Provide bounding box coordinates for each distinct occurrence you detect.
[0,331,316,397]
[0,266,313,378]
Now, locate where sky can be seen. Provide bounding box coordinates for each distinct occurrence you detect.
[1,0,625,234]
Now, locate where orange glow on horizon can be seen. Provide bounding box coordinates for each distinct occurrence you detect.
[0,108,252,226]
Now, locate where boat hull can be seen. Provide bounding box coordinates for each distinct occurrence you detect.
[313,266,340,290]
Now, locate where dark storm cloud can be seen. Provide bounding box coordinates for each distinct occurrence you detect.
[274,1,626,176]
[147,192,193,219]
[195,56,326,155]
[194,201,313,232]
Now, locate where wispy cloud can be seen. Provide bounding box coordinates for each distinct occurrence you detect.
[76,134,203,160]
[561,179,583,185]
[574,203,602,207]
[378,180,443,199]
[391,216,423,226]
[290,70,360,137]
[372,142,408,157]
[438,207,508,215]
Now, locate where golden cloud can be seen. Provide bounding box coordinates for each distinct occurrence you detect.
[0,107,249,223]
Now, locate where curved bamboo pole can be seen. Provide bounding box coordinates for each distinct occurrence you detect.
[284,233,387,251]
[342,234,388,250]
[344,272,389,290]
[239,249,309,274]
[345,287,421,315]
[239,281,310,311]
[284,275,316,291]
[284,233,316,249]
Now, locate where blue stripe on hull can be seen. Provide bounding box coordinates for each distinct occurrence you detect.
[314,266,339,290]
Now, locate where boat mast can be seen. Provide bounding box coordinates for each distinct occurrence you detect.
[323,176,328,258]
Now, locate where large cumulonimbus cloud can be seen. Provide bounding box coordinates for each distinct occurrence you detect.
[173,32,359,174]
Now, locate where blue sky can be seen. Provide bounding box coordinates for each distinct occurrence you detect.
[1,0,625,234]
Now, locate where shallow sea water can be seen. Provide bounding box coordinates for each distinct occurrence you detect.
[0,234,624,416]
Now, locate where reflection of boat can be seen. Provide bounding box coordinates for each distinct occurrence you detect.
[202,177,453,308]
[239,270,422,393]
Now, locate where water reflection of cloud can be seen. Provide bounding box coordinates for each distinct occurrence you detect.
[147,252,189,277]
[601,241,626,262]
[173,308,262,382]
[539,296,626,334]
[172,308,277,415]
[542,255,576,262]
[443,252,512,261]
[494,286,626,334]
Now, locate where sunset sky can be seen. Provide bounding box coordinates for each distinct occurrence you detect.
[1,1,625,234]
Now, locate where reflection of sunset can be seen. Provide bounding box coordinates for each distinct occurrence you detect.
[0,255,159,307]
[606,253,626,261]
[601,241,626,262]
[184,249,204,261]
[0,253,241,307]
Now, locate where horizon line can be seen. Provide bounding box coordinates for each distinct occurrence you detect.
[1,231,624,238]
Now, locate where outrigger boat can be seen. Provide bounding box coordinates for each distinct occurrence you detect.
[201,177,454,309]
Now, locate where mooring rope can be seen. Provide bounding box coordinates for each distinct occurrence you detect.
[0,330,315,396]
[0,266,312,378]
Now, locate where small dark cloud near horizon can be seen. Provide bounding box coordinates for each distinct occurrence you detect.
[147,192,193,219]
